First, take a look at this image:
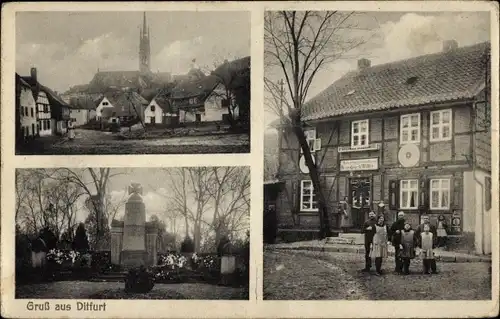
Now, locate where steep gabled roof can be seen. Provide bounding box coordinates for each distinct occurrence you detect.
[100,91,148,117]
[87,71,147,93]
[68,95,97,110]
[302,42,490,121]
[151,90,177,114]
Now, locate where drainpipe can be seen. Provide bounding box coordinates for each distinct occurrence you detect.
[471,102,486,255]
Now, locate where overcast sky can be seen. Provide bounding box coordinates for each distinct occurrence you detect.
[264,11,491,128]
[16,11,250,93]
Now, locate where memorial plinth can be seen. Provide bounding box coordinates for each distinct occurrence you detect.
[110,183,158,269]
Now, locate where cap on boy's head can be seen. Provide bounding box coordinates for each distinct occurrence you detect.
[398,211,405,217]
[369,211,376,217]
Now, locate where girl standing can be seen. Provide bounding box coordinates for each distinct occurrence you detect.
[418,224,438,274]
[436,215,448,249]
[398,222,417,275]
[370,214,391,276]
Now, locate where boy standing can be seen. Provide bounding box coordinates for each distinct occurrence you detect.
[398,222,417,275]
[418,223,438,274]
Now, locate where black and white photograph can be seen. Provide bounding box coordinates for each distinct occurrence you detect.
[15,11,250,155]
[15,167,250,300]
[263,11,493,300]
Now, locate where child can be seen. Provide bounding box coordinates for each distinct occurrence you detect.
[418,223,438,274]
[370,214,391,276]
[436,215,448,249]
[398,222,417,275]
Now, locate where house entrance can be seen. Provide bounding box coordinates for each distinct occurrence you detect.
[348,177,371,230]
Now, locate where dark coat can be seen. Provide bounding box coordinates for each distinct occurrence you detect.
[362,218,377,243]
[399,229,418,258]
[390,219,406,245]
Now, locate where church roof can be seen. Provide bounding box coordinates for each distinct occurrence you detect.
[87,70,148,93]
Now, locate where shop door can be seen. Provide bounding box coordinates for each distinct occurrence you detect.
[349,178,371,229]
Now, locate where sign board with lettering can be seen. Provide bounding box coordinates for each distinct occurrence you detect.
[338,143,381,153]
[340,158,378,172]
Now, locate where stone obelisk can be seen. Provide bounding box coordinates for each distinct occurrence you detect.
[121,182,147,268]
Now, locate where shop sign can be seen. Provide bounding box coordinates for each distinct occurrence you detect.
[451,211,462,234]
[340,158,378,172]
[338,143,381,153]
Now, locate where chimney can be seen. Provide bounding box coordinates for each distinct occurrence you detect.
[30,67,37,83]
[358,58,371,70]
[443,40,458,52]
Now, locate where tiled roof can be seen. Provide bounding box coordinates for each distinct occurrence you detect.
[302,42,490,121]
[66,84,90,94]
[40,85,70,108]
[152,90,177,114]
[15,73,31,88]
[171,74,220,100]
[100,91,148,117]
[68,96,96,110]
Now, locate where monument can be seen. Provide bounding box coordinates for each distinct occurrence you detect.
[110,183,158,268]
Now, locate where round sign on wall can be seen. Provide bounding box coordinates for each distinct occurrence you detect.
[299,155,315,174]
[398,143,420,167]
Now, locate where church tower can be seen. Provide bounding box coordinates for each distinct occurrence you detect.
[139,12,151,74]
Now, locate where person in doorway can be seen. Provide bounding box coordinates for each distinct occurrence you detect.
[398,222,417,275]
[436,215,449,249]
[417,223,438,274]
[370,214,391,276]
[390,211,406,273]
[340,196,353,233]
[360,211,377,272]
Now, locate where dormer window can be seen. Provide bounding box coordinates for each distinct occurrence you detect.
[151,105,155,112]
[351,119,369,147]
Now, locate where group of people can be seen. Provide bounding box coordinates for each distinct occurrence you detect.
[360,211,449,276]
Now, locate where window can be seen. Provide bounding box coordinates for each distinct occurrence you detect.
[42,120,46,130]
[38,104,43,112]
[31,108,34,117]
[430,109,452,141]
[400,113,420,143]
[103,102,109,106]
[305,129,316,152]
[47,119,51,130]
[351,119,369,147]
[430,179,450,209]
[300,180,318,212]
[400,179,419,209]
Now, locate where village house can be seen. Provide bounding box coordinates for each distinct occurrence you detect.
[15,74,37,143]
[98,90,148,124]
[171,72,236,124]
[145,89,178,126]
[67,96,97,126]
[20,68,71,137]
[268,40,491,254]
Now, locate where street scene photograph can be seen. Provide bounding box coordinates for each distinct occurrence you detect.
[15,11,250,155]
[15,167,250,300]
[263,10,492,300]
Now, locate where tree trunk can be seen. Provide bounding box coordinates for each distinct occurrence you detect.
[291,117,331,238]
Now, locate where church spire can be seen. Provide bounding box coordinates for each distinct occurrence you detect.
[139,12,151,74]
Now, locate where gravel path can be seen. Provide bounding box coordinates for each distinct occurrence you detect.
[264,250,367,300]
[267,250,492,300]
[16,281,247,300]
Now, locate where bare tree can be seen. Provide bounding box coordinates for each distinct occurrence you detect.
[264,11,366,238]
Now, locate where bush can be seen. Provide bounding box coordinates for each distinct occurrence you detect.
[72,223,90,253]
[180,237,195,253]
[90,251,113,273]
[125,266,155,293]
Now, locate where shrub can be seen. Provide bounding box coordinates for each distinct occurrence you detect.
[72,223,90,253]
[125,266,155,293]
[180,237,195,253]
[90,251,113,273]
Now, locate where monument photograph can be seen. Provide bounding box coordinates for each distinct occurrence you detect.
[15,11,251,155]
[14,167,250,300]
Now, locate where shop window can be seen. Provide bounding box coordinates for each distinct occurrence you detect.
[430,109,452,142]
[400,179,419,209]
[300,180,318,212]
[351,119,369,147]
[430,178,450,210]
[400,113,420,144]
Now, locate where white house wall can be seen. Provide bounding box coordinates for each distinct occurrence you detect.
[36,92,51,136]
[96,97,114,119]
[144,100,164,124]
[69,109,89,126]
[20,86,37,137]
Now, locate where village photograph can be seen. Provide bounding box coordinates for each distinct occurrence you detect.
[263,11,492,300]
[15,11,250,155]
[15,167,250,300]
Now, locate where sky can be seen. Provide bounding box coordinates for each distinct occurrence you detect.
[264,11,491,129]
[16,11,251,93]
